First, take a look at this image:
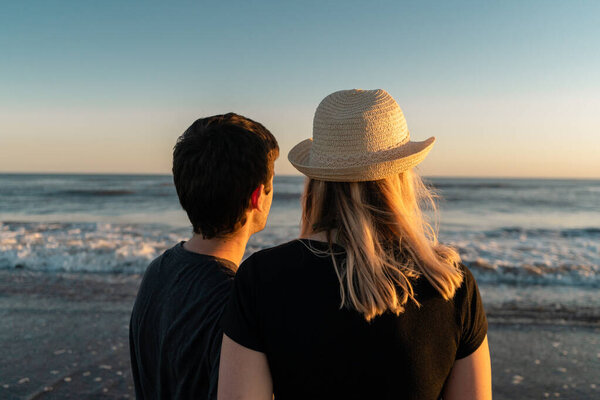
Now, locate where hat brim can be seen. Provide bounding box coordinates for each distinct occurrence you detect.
[288,136,435,182]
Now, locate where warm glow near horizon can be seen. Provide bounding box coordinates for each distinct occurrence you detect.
[1,1,599,178]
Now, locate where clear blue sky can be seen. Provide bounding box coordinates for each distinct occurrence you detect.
[1,0,599,177]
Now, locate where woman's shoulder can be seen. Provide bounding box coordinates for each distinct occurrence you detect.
[255,238,307,255]
[411,262,481,307]
[246,239,308,264]
[238,240,309,274]
[455,262,481,296]
[237,239,340,282]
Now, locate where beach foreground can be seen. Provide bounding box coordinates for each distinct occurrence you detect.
[1,271,598,400]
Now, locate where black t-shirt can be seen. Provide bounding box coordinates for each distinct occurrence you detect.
[130,242,235,400]
[221,239,487,400]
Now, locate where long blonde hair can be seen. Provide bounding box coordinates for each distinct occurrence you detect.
[301,169,463,321]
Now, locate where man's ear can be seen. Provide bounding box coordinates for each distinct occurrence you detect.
[250,184,265,211]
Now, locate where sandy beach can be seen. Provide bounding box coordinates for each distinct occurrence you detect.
[0,270,598,400]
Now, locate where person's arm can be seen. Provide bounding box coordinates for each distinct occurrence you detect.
[442,335,492,400]
[217,334,273,400]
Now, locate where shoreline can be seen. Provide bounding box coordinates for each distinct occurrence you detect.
[3,270,599,322]
[1,270,598,399]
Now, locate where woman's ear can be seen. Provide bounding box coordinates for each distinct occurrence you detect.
[250,185,265,211]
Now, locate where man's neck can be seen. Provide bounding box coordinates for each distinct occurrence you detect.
[182,227,250,268]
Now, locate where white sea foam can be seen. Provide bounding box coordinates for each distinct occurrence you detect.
[1,175,598,288]
[1,221,598,288]
[443,227,600,286]
[0,222,187,274]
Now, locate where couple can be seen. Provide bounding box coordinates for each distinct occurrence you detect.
[129,89,491,400]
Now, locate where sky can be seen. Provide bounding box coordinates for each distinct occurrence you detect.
[1,0,599,178]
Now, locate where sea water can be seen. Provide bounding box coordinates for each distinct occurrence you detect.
[1,174,598,290]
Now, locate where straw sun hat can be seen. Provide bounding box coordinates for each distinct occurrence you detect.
[288,89,435,182]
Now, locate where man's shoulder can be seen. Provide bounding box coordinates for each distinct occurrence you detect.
[144,242,234,278]
[137,243,234,303]
[143,242,178,271]
[132,243,234,321]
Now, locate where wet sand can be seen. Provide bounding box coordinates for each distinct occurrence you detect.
[0,270,598,399]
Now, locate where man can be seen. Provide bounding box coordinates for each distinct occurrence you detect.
[129,113,279,399]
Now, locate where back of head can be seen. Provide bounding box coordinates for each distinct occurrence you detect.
[302,171,463,321]
[173,113,279,238]
[291,88,463,321]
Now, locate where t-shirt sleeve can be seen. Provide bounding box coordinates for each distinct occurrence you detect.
[128,315,145,400]
[220,255,266,353]
[455,264,488,359]
[207,278,234,400]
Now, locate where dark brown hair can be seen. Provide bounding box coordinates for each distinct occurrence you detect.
[173,113,279,238]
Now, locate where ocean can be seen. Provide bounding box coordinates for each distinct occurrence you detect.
[1,174,599,290]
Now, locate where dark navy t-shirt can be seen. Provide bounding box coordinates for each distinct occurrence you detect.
[130,242,235,400]
[221,239,487,400]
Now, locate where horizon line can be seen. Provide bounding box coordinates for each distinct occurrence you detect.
[0,171,598,181]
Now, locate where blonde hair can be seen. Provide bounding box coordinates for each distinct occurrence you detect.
[301,169,463,321]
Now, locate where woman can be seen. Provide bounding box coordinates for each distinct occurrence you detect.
[218,89,491,400]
